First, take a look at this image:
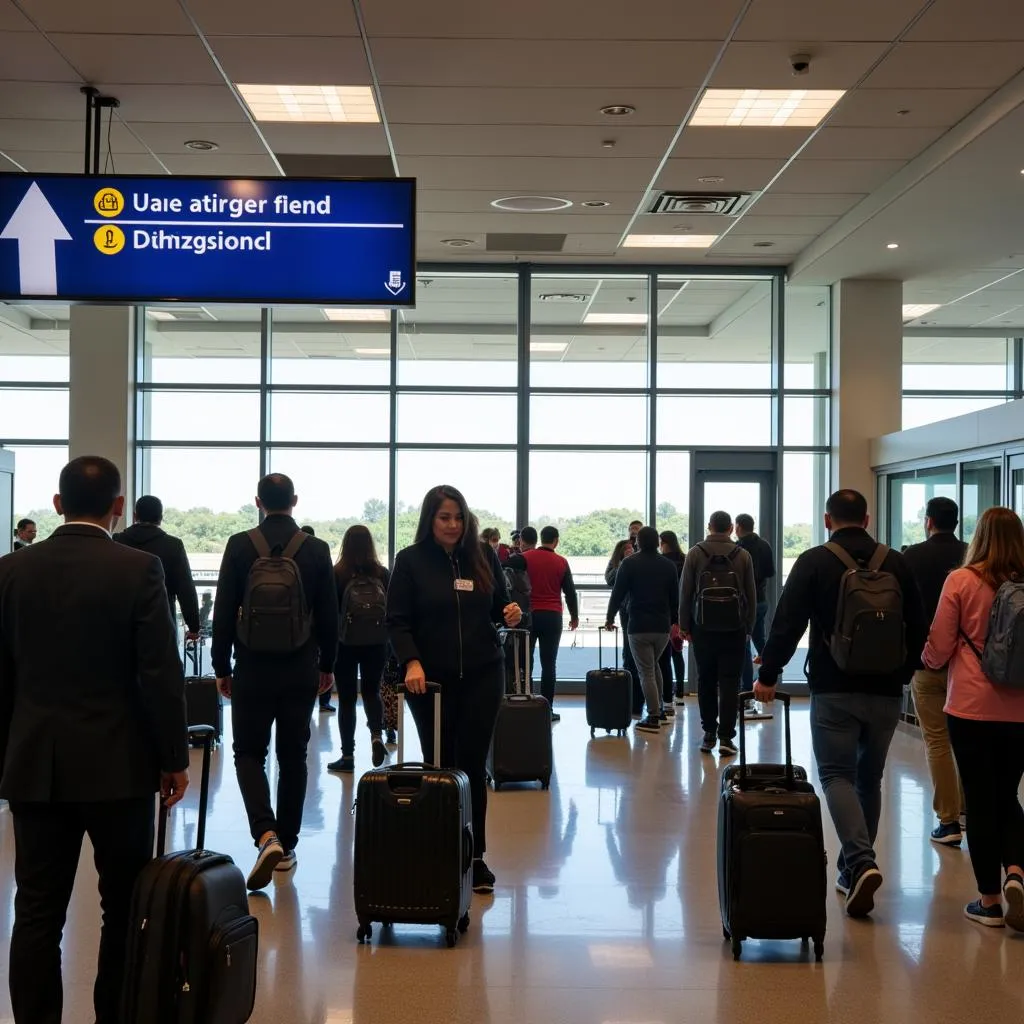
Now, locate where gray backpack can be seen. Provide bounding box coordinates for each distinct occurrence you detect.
[960,578,1024,688]
[826,542,906,675]
[236,528,312,653]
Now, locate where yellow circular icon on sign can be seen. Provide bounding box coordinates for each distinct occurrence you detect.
[93,187,124,217]
[94,224,125,255]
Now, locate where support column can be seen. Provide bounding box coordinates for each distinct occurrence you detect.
[831,280,903,511]
[69,305,135,504]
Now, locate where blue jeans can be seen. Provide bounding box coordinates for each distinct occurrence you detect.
[741,600,769,689]
[810,691,901,882]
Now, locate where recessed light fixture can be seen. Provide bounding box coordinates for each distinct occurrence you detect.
[753,241,775,248]
[698,175,725,184]
[902,303,941,320]
[184,139,218,151]
[441,238,476,247]
[323,308,389,322]
[600,104,635,116]
[584,312,649,325]
[690,89,845,127]
[147,310,176,321]
[622,234,718,248]
[530,341,569,352]
[887,242,900,249]
[897,109,911,117]
[537,293,589,303]
[491,196,572,212]
[581,200,610,208]
[236,84,380,123]
[354,347,390,355]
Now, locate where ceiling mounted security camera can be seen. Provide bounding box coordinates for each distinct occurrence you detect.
[790,53,811,76]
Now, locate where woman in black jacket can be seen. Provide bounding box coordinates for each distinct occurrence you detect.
[328,525,391,775]
[386,484,522,894]
[659,530,686,709]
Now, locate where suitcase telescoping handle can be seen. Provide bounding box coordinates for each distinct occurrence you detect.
[737,689,793,785]
[157,723,215,857]
[598,624,619,672]
[395,680,442,768]
[501,627,531,696]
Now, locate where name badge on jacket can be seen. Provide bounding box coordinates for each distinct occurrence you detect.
[454,578,474,592]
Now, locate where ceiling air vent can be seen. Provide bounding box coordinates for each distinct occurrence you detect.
[486,233,566,253]
[162,307,217,322]
[648,191,756,216]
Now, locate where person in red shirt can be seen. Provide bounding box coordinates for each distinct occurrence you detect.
[521,526,579,721]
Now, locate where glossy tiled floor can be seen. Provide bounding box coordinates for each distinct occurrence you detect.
[0,697,1022,1023]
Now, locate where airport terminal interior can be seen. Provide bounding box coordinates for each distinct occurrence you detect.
[3,0,1024,1021]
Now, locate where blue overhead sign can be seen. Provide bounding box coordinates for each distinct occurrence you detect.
[0,174,415,305]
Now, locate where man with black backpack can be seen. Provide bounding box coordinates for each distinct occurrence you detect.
[213,474,339,891]
[679,511,757,756]
[754,489,927,919]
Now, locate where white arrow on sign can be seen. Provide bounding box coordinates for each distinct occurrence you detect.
[385,279,406,297]
[0,182,72,296]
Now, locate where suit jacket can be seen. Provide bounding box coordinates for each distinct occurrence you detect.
[0,524,188,802]
[212,515,339,679]
[116,522,201,633]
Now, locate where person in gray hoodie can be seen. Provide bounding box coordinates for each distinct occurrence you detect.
[678,510,756,756]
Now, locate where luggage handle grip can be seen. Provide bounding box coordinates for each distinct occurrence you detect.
[393,680,442,693]
[156,724,216,858]
[462,825,474,874]
[737,689,793,784]
[598,624,619,672]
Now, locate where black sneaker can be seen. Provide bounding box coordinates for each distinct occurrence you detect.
[662,704,676,718]
[846,865,883,918]
[327,755,355,773]
[930,821,963,846]
[319,703,336,713]
[1004,873,1024,932]
[386,729,397,745]
[718,739,738,757]
[674,696,686,706]
[965,898,1005,928]
[472,859,496,894]
[371,736,388,768]
[635,716,661,733]
[246,835,284,891]
[699,731,716,753]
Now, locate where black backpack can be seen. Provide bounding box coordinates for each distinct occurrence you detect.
[235,528,311,653]
[339,573,388,646]
[693,544,745,631]
[503,564,532,626]
[826,542,905,675]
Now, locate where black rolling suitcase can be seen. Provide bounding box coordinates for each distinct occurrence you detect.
[487,629,552,790]
[122,725,258,1024]
[353,682,474,948]
[718,691,826,962]
[585,627,633,737]
[184,637,223,745]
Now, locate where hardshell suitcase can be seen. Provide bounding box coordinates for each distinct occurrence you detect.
[585,627,632,737]
[353,683,474,948]
[718,691,826,962]
[487,629,552,790]
[184,639,223,745]
[122,725,258,1024]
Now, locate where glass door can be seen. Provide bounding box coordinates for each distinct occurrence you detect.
[1011,455,1024,519]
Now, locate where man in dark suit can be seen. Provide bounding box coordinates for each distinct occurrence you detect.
[0,456,189,1024]
[116,493,201,640]
[213,473,338,890]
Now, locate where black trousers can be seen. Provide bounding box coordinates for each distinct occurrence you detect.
[9,796,154,1024]
[232,657,318,851]
[947,714,1024,895]
[658,641,685,703]
[529,610,563,709]
[407,663,504,857]
[335,641,387,755]
[692,627,746,741]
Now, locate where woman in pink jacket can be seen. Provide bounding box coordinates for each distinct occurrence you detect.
[923,506,1024,930]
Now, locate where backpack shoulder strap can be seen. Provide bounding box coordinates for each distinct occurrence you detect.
[248,527,271,559]
[726,545,743,562]
[282,530,309,559]
[867,544,889,572]
[695,543,709,558]
[825,541,860,573]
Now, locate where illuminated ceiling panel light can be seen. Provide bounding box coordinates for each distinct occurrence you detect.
[622,234,718,248]
[236,84,380,123]
[902,303,941,320]
[583,312,648,325]
[690,89,845,127]
[323,308,389,322]
[530,341,568,352]
[147,309,176,321]
[354,347,390,355]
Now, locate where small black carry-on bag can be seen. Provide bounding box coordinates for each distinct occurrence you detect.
[585,626,633,737]
[718,691,827,962]
[122,725,258,1024]
[183,637,223,745]
[353,682,474,948]
[487,628,553,790]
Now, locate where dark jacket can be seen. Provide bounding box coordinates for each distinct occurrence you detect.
[0,524,188,801]
[902,532,967,624]
[607,549,680,635]
[758,526,927,696]
[116,522,201,633]
[679,535,758,634]
[736,532,776,604]
[387,537,511,680]
[212,515,339,678]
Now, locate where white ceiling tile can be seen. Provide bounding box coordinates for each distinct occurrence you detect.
[260,123,389,156]
[0,81,83,119]
[0,117,146,153]
[371,40,723,88]
[830,88,992,128]
[416,190,642,214]
[800,125,947,161]
[156,152,281,175]
[712,234,814,255]
[727,215,840,237]
[775,158,907,193]
[711,41,889,90]
[0,30,78,82]
[671,126,812,160]
[0,1,33,31]
[402,156,656,192]
[129,121,268,155]
[734,0,926,40]
[49,34,222,85]
[25,0,194,34]
[417,212,630,235]
[103,85,249,123]
[188,0,359,36]
[750,192,867,217]
[206,36,371,86]
[907,0,1024,41]
[2,150,164,173]
[658,157,788,193]
[864,42,1024,89]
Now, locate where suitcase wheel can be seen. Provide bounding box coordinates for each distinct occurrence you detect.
[731,937,742,961]
[446,929,457,948]
[356,923,372,944]
[541,778,550,790]
[590,727,596,738]
[618,729,626,737]
[458,913,470,934]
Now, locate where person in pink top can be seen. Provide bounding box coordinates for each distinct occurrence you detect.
[923,506,1024,931]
